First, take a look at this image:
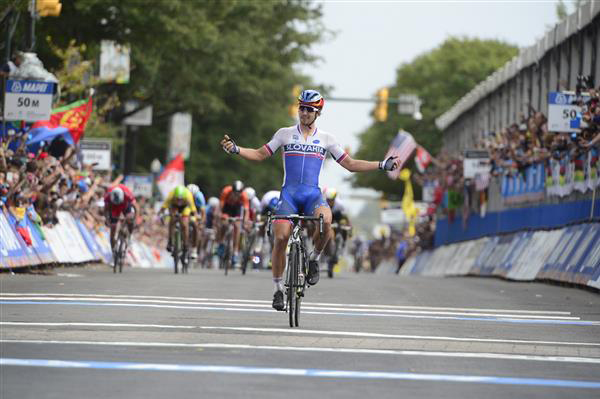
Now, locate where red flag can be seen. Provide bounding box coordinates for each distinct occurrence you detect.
[415,146,432,173]
[30,98,93,143]
[384,130,416,179]
[157,154,185,199]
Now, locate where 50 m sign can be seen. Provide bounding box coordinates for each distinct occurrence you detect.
[3,80,55,122]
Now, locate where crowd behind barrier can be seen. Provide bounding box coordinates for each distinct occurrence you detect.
[0,127,172,271]
[412,85,600,247]
[400,221,600,291]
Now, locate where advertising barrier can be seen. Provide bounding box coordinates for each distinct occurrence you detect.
[435,198,600,246]
[404,221,599,290]
[1,209,169,271]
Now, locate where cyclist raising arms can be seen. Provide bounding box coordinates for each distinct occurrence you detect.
[159,185,197,257]
[221,89,397,310]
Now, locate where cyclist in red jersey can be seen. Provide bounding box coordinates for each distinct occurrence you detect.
[104,184,138,253]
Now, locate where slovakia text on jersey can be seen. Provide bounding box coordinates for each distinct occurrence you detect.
[263,125,347,187]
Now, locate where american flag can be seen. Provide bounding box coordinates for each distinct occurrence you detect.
[384,130,416,179]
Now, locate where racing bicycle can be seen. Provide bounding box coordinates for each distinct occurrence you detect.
[268,213,323,328]
[170,212,189,274]
[241,220,265,274]
[219,215,243,275]
[112,219,131,273]
[327,222,352,278]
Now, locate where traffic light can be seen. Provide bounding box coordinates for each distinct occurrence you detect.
[374,88,389,122]
[36,0,62,17]
[288,84,302,118]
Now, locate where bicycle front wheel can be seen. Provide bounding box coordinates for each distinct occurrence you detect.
[241,234,254,275]
[112,239,119,274]
[118,238,126,273]
[287,243,299,328]
[173,227,181,274]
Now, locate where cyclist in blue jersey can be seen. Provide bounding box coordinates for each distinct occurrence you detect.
[187,184,206,260]
[221,89,398,310]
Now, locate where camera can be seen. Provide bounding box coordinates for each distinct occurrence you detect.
[576,75,594,95]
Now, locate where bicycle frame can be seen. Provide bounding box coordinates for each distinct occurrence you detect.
[221,215,243,275]
[267,213,323,327]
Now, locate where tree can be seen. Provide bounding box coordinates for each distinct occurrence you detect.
[13,0,327,195]
[352,37,518,198]
[556,0,584,21]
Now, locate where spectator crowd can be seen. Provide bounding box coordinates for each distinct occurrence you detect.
[0,127,164,250]
[390,80,600,272]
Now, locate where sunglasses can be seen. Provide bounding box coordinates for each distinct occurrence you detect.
[299,106,317,113]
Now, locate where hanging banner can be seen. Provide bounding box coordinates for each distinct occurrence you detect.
[168,112,192,160]
[124,174,153,198]
[463,150,491,179]
[80,139,112,171]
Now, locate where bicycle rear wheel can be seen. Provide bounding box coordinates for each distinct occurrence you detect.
[287,244,298,328]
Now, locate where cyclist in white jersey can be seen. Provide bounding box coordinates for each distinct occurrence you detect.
[260,190,280,215]
[221,89,398,310]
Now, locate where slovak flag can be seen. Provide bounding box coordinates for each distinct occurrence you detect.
[384,130,416,180]
[415,145,432,173]
[157,153,185,200]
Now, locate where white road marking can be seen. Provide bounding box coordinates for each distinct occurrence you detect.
[4,299,598,325]
[0,296,580,320]
[0,292,572,315]
[2,322,599,347]
[2,339,600,364]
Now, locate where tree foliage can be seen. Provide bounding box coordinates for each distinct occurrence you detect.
[352,37,518,199]
[11,0,326,195]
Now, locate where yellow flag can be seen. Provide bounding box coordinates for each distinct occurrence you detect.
[399,169,417,236]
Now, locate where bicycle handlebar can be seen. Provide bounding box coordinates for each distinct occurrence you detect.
[266,213,324,237]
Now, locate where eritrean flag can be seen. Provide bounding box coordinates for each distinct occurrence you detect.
[27,98,93,146]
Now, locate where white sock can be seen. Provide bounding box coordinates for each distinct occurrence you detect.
[273,277,283,293]
[310,250,322,262]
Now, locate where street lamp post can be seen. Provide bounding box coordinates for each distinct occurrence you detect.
[150,158,161,203]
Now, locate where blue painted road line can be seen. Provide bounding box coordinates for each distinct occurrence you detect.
[1,300,599,326]
[2,358,600,389]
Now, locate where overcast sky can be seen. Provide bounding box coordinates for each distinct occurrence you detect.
[301,0,565,215]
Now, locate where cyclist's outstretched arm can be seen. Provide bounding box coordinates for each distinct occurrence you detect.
[340,154,398,172]
[220,134,269,161]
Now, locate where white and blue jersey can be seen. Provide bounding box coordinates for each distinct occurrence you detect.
[193,191,206,209]
[263,125,348,216]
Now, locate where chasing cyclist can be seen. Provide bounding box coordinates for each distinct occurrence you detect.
[104,184,138,255]
[260,190,280,217]
[218,180,250,267]
[323,188,352,277]
[159,185,197,258]
[187,184,207,260]
[220,89,397,310]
